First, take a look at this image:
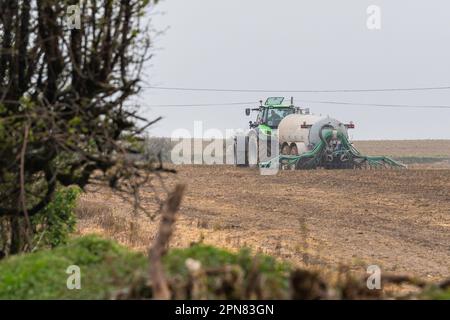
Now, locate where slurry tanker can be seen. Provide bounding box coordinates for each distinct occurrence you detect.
[233,97,406,170]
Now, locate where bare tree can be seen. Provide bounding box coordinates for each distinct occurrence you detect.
[0,0,164,254]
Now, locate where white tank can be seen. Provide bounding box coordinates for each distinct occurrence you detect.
[278,114,349,150]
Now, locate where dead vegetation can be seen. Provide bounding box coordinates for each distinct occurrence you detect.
[75,193,158,251]
[149,184,186,299]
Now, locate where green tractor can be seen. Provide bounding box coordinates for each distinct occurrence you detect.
[234,97,298,167]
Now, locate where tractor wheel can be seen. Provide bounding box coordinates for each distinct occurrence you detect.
[233,137,248,167]
[259,136,269,162]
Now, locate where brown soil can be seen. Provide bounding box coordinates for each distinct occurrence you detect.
[77,165,450,282]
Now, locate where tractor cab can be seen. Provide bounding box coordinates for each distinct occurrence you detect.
[245,97,297,134]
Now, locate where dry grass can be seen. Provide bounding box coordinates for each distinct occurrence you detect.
[74,187,248,256]
[75,193,157,252]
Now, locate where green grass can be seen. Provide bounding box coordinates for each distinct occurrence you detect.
[428,290,450,300]
[420,287,450,300]
[0,236,290,300]
[165,246,291,298]
[0,236,147,299]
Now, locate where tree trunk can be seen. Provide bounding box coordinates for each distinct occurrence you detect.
[9,216,22,254]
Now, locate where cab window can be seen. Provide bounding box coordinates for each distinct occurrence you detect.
[266,108,294,128]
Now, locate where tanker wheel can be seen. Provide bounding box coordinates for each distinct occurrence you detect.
[290,144,299,155]
[281,144,291,155]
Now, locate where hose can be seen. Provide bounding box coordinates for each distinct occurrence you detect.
[258,128,406,170]
[319,124,334,148]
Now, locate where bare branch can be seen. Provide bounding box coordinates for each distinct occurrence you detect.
[149,184,186,300]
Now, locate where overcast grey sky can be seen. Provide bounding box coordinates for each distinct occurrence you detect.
[137,0,450,140]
